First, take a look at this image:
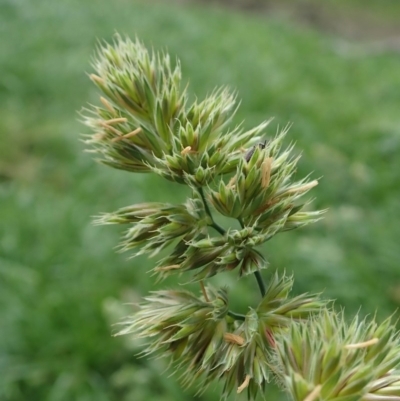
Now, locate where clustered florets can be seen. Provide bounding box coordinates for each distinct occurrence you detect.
[83,35,400,401]
[275,312,400,401]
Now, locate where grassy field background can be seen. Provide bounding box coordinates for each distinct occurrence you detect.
[1,0,400,400]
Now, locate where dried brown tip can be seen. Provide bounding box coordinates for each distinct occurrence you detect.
[227,176,237,188]
[154,264,180,272]
[99,121,123,138]
[303,385,322,401]
[224,333,245,346]
[285,180,319,195]
[100,97,115,113]
[111,127,142,142]
[237,375,251,394]
[181,146,192,155]
[90,74,105,85]
[105,117,128,125]
[261,157,273,188]
[345,338,379,349]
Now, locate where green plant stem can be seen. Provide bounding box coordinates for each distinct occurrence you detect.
[198,187,225,235]
[227,310,246,321]
[237,218,267,298]
[198,188,267,298]
[211,222,225,235]
[254,271,266,297]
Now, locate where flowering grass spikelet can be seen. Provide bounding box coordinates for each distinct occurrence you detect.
[273,311,400,401]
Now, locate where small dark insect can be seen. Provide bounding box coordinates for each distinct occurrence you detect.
[244,140,267,162]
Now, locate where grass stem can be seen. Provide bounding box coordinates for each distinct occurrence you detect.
[198,187,225,235]
[238,218,266,297]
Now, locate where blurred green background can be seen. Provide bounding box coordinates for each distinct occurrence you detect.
[1,0,400,400]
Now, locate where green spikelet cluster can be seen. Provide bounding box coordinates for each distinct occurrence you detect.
[85,35,323,281]
[82,35,400,401]
[94,197,208,257]
[84,35,264,185]
[209,129,321,229]
[274,311,400,401]
[119,275,325,400]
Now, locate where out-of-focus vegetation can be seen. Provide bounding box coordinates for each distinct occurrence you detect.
[1,0,399,400]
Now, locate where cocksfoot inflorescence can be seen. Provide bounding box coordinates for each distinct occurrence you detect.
[82,35,400,401]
